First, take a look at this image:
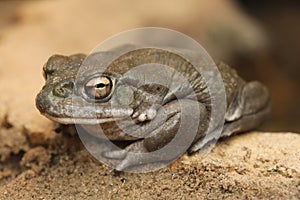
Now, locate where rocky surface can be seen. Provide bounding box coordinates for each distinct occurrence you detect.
[0,128,299,199]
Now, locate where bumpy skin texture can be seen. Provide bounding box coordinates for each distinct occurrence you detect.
[36,47,271,170]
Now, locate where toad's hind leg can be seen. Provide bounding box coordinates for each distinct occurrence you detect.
[222,81,271,137]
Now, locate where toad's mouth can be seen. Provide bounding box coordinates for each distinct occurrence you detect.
[39,103,134,125]
[43,113,131,125]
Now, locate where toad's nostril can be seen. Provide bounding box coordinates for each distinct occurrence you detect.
[53,80,74,98]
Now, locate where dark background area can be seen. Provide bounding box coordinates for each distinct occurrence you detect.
[236,0,300,131]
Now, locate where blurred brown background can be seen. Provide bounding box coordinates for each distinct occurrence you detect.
[235,0,300,132]
[0,0,299,132]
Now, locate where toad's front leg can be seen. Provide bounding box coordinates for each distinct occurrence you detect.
[103,99,209,171]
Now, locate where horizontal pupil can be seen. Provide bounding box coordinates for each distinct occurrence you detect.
[95,83,106,88]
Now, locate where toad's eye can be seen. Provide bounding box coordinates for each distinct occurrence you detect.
[84,76,114,100]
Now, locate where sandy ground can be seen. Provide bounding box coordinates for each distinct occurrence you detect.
[0,0,299,199]
[0,128,299,199]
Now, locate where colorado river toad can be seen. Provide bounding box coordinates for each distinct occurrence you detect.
[36,47,270,170]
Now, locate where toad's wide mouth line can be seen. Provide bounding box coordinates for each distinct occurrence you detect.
[43,113,124,125]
